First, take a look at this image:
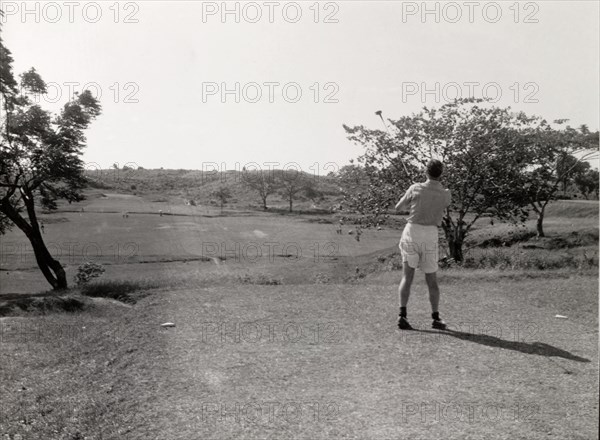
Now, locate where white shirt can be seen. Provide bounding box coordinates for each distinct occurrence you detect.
[395,179,451,226]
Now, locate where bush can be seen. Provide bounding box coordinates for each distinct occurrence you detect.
[313,273,330,284]
[237,273,282,285]
[386,254,403,271]
[477,229,537,248]
[74,262,105,286]
[439,256,459,269]
[459,248,580,271]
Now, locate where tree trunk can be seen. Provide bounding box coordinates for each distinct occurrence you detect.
[447,230,464,262]
[0,199,67,290]
[262,196,268,210]
[442,219,465,262]
[30,234,68,290]
[536,210,545,237]
[289,198,293,212]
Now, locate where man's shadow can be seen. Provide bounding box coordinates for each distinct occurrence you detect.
[414,328,591,363]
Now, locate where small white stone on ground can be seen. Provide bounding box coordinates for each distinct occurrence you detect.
[161,322,176,327]
[554,315,568,319]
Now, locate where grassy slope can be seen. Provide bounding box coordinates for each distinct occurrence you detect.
[1,275,597,439]
[0,193,598,439]
[545,200,600,219]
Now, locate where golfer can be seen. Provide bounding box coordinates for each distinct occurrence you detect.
[394,159,451,330]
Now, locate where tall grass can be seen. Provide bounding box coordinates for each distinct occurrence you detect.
[545,200,599,218]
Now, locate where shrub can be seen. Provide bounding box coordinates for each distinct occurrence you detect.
[237,273,282,285]
[74,262,105,286]
[386,254,403,271]
[458,248,580,271]
[580,250,598,268]
[439,256,459,269]
[313,272,330,284]
[477,229,537,248]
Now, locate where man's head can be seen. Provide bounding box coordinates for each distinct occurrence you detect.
[426,159,444,180]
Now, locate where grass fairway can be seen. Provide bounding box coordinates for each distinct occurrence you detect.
[1,276,597,439]
[0,194,598,439]
[137,277,598,440]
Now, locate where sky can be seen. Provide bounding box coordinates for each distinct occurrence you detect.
[2,1,599,173]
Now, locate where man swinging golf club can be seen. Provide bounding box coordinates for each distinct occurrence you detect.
[395,159,451,330]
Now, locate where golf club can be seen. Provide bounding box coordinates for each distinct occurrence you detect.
[375,110,411,177]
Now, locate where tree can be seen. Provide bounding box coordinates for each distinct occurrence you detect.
[211,186,231,213]
[303,179,324,204]
[592,170,600,199]
[335,163,370,213]
[556,154,589,194]
[343,99,535,262]
[575,169,599,200]
[518,123,599,236]
[241,169,277,210]
[1,37,102,289]
[278,169,308,213]
[336,162,409,222]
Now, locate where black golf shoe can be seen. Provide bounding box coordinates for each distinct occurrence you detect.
[397,316,414,330]
[432,318,448,330]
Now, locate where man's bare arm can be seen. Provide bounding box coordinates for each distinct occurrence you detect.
[395,186,412,211]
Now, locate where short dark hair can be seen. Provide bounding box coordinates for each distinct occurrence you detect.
[426,159,444,178]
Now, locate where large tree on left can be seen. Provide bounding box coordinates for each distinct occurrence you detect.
[0,27,101,289]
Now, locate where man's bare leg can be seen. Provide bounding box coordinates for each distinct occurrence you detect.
[399,262,415,307]
[424,271,440,313]
[425,271,447,329]
[398,262,416,329]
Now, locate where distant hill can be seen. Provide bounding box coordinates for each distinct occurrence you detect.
[84,168,344,211]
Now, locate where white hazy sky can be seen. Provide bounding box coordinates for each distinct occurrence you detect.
[2,1,599,172]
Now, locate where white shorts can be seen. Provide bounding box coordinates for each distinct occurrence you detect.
[399,223,439,273]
